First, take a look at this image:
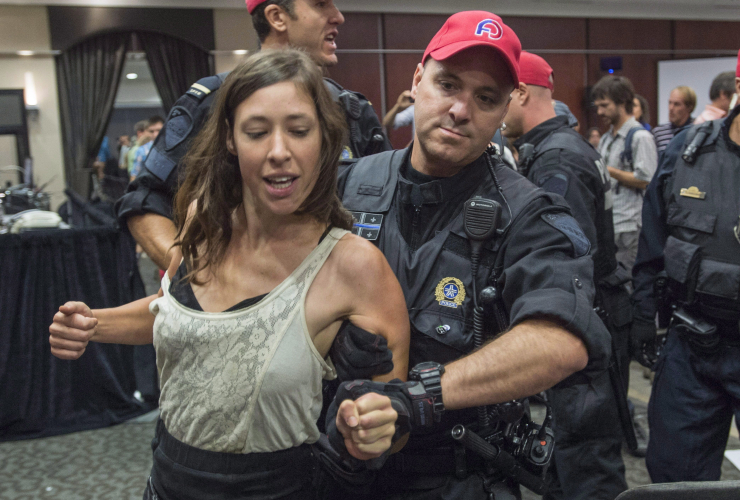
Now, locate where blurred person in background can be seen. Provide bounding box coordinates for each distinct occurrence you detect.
[553,99,579,131]
[593,75,658,278]
[588,127,602,149]
[130,116,164,180]
[128,120,149,179]
[694,71,736,124]
[633,94,651,131]
[382,89,415,137]
[118,135,132,171]
[652,86,696,153]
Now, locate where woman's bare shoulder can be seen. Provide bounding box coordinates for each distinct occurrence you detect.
[330,232,389,277]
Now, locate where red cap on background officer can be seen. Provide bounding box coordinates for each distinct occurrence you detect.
[519,51,554,91]
[246,0,268,13]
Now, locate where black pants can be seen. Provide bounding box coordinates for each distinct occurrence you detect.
[647,330,740,482]
[544,369,628,500]
[143,420,317,500]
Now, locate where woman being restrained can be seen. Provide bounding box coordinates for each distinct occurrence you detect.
[48,49,409,500]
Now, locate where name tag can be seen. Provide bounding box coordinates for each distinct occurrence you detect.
[680,186,706,200]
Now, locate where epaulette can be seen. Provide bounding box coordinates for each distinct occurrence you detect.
[185,72,228,102]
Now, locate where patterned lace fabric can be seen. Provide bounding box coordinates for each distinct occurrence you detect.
[149,228,346,453]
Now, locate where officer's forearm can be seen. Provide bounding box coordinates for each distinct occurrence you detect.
[607,167,649,190]
[440,319,588,410]
[127,213,178,270]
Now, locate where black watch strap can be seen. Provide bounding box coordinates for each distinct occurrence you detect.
[409,362,446,418]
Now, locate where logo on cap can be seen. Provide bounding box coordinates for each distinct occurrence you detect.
[475,19,503,40]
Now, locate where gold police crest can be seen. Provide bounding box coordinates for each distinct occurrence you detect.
[435,277,466,308]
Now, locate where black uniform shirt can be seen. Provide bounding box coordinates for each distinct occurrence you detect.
[344,146,611,370]
[514,116,617,282]
[397,147,489,251]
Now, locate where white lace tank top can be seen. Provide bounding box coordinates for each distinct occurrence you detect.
[149,228,346,453]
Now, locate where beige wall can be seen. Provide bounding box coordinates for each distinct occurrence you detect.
[0,6,65,210]
[213,8,259,74]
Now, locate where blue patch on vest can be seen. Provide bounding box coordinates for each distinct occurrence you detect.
[539,173,569,197]
[164,106,194,152]
[144,146,176,183]
[541,212,591,257]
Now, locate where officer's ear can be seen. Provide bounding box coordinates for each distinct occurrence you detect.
[735,77,740,97]
[264,4,290,35]
[410,63,425,100]
[515,82,529,106]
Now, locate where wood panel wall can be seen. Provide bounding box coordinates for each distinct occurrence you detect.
[321,13,740,149]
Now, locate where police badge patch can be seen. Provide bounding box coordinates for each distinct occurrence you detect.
[435,277,466,308]
[341,146,354,160]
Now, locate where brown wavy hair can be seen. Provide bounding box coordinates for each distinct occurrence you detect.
[173,49,352,284]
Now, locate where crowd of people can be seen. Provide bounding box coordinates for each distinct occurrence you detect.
[48,1,740,499]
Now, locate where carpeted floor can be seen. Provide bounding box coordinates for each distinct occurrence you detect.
[0,412,158,500]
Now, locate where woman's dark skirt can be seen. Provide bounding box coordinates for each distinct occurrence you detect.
[143,419,317,500]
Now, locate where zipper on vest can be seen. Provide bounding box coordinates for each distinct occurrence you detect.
[410,184,424,251]
[410,206,422,250]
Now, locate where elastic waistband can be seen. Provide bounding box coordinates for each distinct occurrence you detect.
[154,419,312,475]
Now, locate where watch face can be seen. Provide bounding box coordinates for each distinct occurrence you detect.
[411,361,444,377]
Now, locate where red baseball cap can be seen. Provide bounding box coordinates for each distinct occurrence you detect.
[246,0,268,14]
[519,51,554,91]
[736,49,740,78]
[422,11,521,86]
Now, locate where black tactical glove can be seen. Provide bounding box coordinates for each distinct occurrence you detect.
[630,316,658,368]
[330,321,394,381]
[325,379,436,469]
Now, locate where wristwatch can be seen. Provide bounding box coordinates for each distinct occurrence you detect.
[409,361,446,420]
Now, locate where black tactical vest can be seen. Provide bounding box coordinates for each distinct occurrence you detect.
[340,149,551,367]
[522,127,617,283]
[662,119,740,320]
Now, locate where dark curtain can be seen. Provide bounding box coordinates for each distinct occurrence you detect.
[56,33,129,198]
[0,227,154,441]
[137,31,213,113]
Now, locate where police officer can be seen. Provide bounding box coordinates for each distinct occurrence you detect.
[116,0,390,271]
[502,51,628,500]
[631,50,740,483]
[328,12,612,499]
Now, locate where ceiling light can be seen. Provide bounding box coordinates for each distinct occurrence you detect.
[17,51,33,56]
[233,50,248,55]
[126,73,139,80]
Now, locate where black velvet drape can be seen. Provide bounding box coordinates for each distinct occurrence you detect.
[0,228,154,441]
[56,33,129,198]
[137,31,213,113]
